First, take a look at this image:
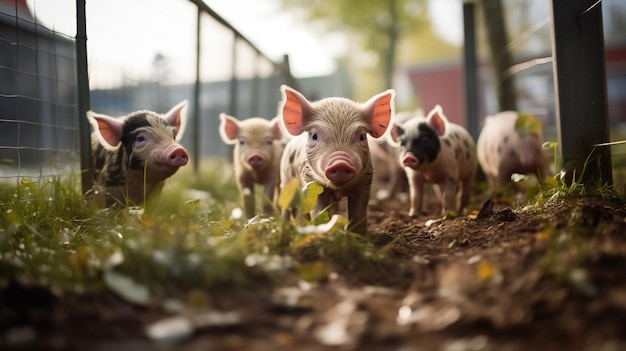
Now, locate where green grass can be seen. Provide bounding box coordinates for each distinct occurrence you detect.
[0,160,391,307]
[2,149,626,310]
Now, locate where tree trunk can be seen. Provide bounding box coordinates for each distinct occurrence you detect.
[384,0,399,89]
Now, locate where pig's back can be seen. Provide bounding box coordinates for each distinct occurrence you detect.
[476,111,520,176]
[280,134,307,189]
[90,133,124,186]
[443,123,476,180]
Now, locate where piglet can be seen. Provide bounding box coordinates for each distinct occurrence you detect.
[87,101,189,208]
[278,85,395,235]
[389,105,476,217]
[477,111,549,190]
[219,113,283,218]
[369,110,418,200]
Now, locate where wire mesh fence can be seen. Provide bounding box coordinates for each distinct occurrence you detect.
[4,0,624,193]
[0,0,294,187]
[0,1,78,182]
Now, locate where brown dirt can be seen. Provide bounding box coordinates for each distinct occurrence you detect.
[3,190,626,351]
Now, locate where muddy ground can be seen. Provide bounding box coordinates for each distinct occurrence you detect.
[3,188,626,351]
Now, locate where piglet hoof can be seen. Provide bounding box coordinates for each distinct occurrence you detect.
[408,208,417,217]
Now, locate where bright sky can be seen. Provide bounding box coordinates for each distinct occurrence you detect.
[204,0,346,77]
[25,0,462,87]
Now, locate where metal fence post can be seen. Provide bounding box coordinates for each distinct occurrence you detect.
[192,7,201,175]
[550,0,612,186]
[481,0,516,112]
[252,52,260,115]
[281,54,299,91]
[462,0,479,141]
[76,0,93,194]
[228,33,238,116]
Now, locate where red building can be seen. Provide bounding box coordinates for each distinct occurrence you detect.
[402,45,626,130]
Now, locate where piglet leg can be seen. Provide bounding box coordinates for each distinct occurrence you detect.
[347,187,370,235]
[407,171,425,217]
[262,180,278,214]
[238,177,255,219]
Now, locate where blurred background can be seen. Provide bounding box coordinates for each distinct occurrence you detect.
[0,0,625,180]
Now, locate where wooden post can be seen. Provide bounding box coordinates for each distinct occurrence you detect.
[462,0,479,141]
[550,0,612,186]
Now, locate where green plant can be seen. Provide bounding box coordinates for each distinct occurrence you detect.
[0,166,394,307]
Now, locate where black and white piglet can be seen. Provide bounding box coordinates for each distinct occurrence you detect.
[389,105,476,217]
[87,101,189,208]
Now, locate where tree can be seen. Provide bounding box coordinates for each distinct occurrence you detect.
[279,0,428,93]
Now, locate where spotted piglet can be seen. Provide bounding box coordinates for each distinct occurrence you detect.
[279,85,395,235]
[88,101,189,208]
[219,113,283,218]
[477,111,549,190]
[389,105,476,217]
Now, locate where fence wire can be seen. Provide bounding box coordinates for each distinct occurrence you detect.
[0,1,78,184]
[0,0,294,188]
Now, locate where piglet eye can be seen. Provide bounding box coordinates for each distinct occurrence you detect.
[311,133,318,141]
[134,132,148,148]
[239,138,245,146]
[359,134,366,141]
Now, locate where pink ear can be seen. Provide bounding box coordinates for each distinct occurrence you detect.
[219,113,240,144]
[270,117,282,140]
[164,100,188,140]
[427,105,447,136]
[280,85,312,136]
[362,89,395,139]
[87,111,124,148]
[387,121,403,145]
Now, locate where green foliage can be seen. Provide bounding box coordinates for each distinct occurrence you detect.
[280,0,427,44]
[278,179,324,214]
[0,168,392,308]
[514,113,542,136]
[526,141,625,208]
[279,0,430,91]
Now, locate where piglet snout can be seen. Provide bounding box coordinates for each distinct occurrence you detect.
[402,154,420,169]
[166,146,189,167]
[247,152,266,168]
[325,154,356,185]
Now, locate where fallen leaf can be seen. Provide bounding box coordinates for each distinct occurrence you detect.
[145,316,193,342]
[425,216,446,227]
[190,310,242,328]
[477,261,496,282]
[296,214,349,234]
[103,269,150,305]
[511,173,529,183]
